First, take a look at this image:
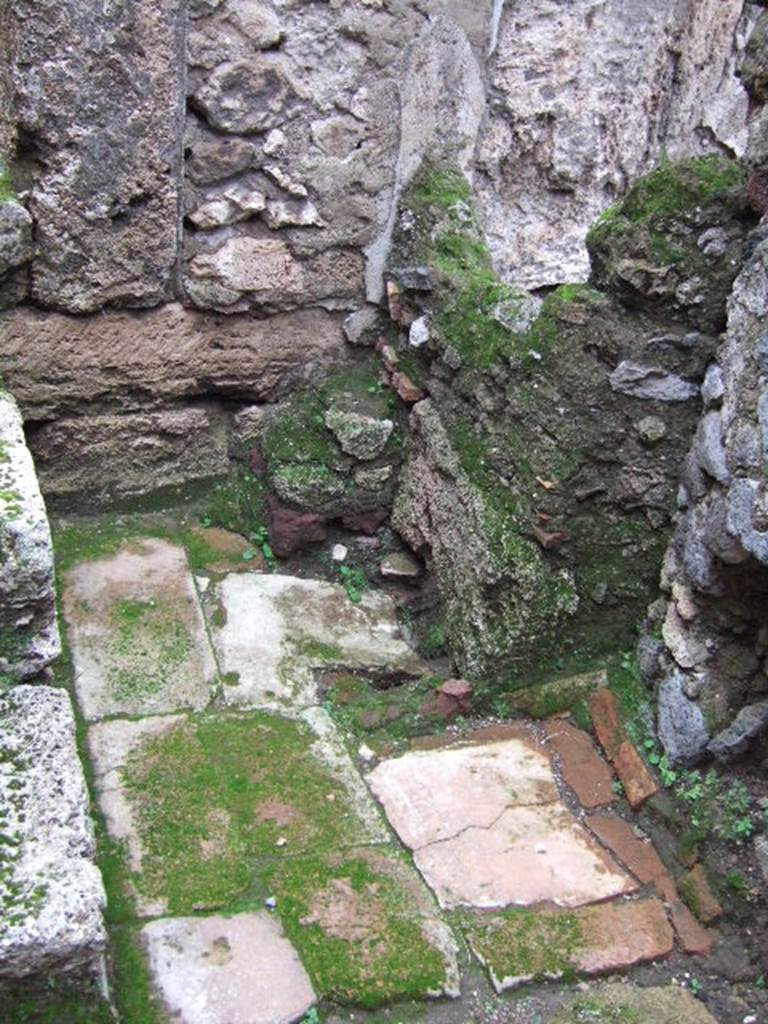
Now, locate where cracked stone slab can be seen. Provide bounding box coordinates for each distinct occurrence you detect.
[63,538,217,720]
[367,736,635,910]
[415,803,637,910]
[206,573,424,711]
[0,686,106,978]
[367,732,557,849]
[141,913,315,1024]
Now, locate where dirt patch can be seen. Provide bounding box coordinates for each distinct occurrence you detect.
[256,798,299,827]
[303,877,383,950]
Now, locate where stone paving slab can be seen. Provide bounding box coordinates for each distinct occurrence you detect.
[368,736,635,910]
[141,913,315,1024]
[367,732,557,849]
[554,982,721,1024]
[468,897,674,992]
[586,813,677,902]
[263,845,461,1004]
[63,538,216,720]
[206,573,425,711]
[415,803,637,910]
[88,709,388,917]
[0,686,106,979]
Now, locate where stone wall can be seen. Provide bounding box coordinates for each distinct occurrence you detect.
[0,0,754,505]
[645,8,768,767]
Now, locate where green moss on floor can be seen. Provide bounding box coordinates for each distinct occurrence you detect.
[121,712,370,914]
[202,472,268,539]
[106,598,194,701]
[109,926,166,1024]
[553,997,640,1024]
[504,669,605,720]
[464,907,584,985]
[263,849,449,1007]
[323,673,445,748]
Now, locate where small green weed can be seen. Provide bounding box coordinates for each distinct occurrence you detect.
[338,564,367,604]
[245,525,276,570]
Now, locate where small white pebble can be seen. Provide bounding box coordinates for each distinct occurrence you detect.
[743,1016,757,1023]
[534,843,547,854]
[326,793,336,802]
[332,544,348,562]
[358,743,375,763]
[275,836,287,848]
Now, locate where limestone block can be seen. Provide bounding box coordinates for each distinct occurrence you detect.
[0,200,32,276]
[9,0,185,312]
[0,686,106,979]
[186,238,306,312]
[476,0,750,289]
[27,406,230,506]
[0,391,59,680]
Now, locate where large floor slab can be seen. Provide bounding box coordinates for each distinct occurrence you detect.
[206,573,424,711]
[141,913,315,1024]
[88,709,388,917]
[63,538,216,720]
[368,735,634,910]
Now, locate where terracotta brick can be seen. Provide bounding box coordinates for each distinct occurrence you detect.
[542,719,617,809]
[590,688,625,760]
[614,740,658,809]
[586,814,677,902]
[683,864,723,925]
[670,900,718,955]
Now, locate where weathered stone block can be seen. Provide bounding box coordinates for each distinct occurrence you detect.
[0,304,347,420]
[0,686,106,979]
[9,0,185,312]
[0,391,59,681]
[27,406,230,507]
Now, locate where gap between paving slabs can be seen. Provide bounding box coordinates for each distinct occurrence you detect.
[63,535,459,1019]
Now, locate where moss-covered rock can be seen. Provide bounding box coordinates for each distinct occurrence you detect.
[389,164,714,689]
[587,156,750,333]
[260,356,404,539]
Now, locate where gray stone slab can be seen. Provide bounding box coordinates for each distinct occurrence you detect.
[0,686,106,978]
[207,573,424,711]
[141,913,315,1024]
[88,714,186,917]
[63,539,217,721]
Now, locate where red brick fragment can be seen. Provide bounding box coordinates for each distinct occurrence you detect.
[542,720,616,809]
[614,740,658,809]
[684,864,723,925]
[587,814,676,902]
[670,901,718,956]
[589,688,624,760]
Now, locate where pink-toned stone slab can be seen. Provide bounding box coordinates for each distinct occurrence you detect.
[366,735,557,850]
[415,803,637,910]
[141,913,315,1024]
